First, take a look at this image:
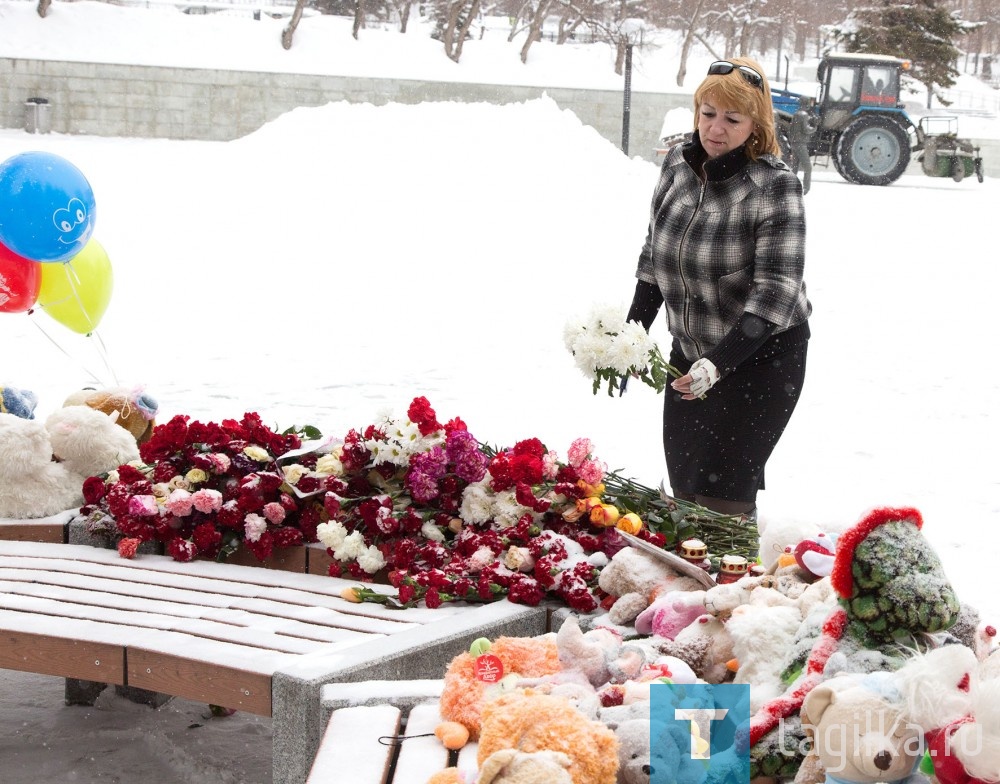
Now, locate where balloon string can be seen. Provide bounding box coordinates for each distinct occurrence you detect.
[63,261,100,334]
[89,330,120,387]
[26,310,105,385]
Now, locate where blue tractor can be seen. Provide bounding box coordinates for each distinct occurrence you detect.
[772,52,984,186]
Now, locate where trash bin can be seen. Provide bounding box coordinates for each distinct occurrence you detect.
[24,97,51,134]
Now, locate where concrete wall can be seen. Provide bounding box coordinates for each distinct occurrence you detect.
[0,57,690,163]
[2,56,997,176]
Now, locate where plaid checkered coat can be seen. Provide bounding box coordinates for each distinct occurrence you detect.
[635,139,811,362]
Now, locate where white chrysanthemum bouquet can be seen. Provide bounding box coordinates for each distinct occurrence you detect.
[563,304,680,396]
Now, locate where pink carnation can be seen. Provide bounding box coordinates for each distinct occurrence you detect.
[127,495,159,517]
[577,458,606,486]
[262,502,286,524]
[191,489,223,514]
[567,438,594,468]
[244,513,267,543]
[542,450,560,480]
[165,489,194,516]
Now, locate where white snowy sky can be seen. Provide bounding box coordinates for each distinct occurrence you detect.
[0,4,998,780]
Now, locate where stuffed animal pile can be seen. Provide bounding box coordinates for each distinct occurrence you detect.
[0,386,148,519]
[420,506,1000,784]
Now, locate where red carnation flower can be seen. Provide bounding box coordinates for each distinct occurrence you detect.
[407,396,442,436]
[167,538,197,562]
[82,476,107,504]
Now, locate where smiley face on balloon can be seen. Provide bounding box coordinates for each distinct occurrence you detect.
[53,197,91,248]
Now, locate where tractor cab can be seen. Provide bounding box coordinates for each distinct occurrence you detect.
[815,53,909,132]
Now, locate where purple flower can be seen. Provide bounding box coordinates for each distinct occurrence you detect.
[446,430,487,483]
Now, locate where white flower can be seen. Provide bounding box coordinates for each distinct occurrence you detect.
[467,546,498,573]
[282,464,309,485]
[421,520,446,543]
[334,531,367,561]
[357,545,386,574]
[316,520,348,550]
[244,513,267,543]
[492,489,532,529]
[243,445,271,462]
[504,546,535,572]
[314,452,344,476]
[459,481,495,524]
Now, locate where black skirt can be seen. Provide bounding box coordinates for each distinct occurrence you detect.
[662,323,809,502]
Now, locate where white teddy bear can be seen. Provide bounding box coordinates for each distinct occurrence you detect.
[0,407,140,519]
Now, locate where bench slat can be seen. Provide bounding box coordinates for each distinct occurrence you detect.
[0,629,124,683]
[393,703,451,784]
[128,647,273,715]
[307,704,401,784]
[0,522,65,543]
[0,573,378,643]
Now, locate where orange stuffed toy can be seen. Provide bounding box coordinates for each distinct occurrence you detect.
[439,635,561,741]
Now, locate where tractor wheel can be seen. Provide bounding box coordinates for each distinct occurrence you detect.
[834,115,911,186]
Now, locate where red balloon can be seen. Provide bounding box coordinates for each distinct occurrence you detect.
[0,241,42,313]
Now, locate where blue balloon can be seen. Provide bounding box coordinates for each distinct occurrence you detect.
[0,152,96,263]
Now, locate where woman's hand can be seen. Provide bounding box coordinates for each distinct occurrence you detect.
[670,359,719,400]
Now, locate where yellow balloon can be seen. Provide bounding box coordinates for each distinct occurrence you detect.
[37,238,113,334]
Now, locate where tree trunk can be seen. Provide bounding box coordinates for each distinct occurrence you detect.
[519,0,552,64]
[676,0,707,87]
[399,1,411,33]
[451,0,481,63]
[36,0,50,17]
[352,0,365,40]
[442,0,465,62]
[281,0,308,50]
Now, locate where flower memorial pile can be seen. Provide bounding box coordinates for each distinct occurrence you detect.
[563,303,680,396]
[80,397,757,612]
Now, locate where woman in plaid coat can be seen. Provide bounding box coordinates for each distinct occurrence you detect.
[626,56,812,519]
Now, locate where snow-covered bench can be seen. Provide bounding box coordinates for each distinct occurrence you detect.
[0,540,548,784]
[309,679,478,784]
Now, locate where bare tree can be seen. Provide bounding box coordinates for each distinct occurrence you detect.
[676,0,709,84]
[437,0,483,61]
[281,0,309,49]
[518,0,556,61]
[353,0,366,38]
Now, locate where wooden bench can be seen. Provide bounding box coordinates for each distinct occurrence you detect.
[0,540,549,784]
[309,680,479,784]
[0,512,72,543]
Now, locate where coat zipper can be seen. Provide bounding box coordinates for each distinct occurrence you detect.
[677,178,707,358]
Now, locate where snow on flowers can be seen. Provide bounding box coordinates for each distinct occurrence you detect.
[80,396,755,611]
[563,303,680,396]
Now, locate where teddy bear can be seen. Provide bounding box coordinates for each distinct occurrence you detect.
[664,612,735,685]
[556,615,650,690]
[0,385,39,419]
[438,634,562,740]
[0,407,139,519]
[799,669,926,784]
[476,689,619,784]
[597,546,705,626]
[63,386,159,445]
[633,589,707,640]
[478,749,575,784]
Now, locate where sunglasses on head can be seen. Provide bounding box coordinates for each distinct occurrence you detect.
[707,61,765,92]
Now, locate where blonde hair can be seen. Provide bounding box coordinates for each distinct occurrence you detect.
[693,56,780,160]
